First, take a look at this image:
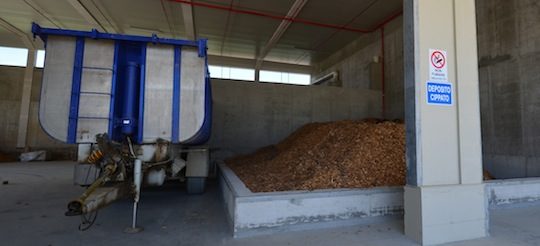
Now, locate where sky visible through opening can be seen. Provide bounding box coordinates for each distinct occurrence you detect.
[0,46,310,85]
[208,65,311,85]
[0,46,45,68]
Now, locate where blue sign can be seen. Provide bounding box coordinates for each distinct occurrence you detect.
[426,82,452,105]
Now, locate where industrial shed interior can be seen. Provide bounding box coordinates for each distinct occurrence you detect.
[0,0,539,245]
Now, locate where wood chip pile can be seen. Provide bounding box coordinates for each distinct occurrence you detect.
[226,119,406,192]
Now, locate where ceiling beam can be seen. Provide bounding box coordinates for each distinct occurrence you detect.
[160,0,177,38]
[219,0,234,56]
[0,17,36,49]
[254,0,308,70]
[181,0,196,40]
[67,0,111,32]
[89,0,123,33]
[23,0,65,29]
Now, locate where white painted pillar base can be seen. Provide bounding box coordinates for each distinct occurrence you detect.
[404,184,488,245]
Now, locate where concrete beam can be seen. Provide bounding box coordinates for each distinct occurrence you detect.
[180,0,196,40]
[16,50,36,149]
[67,0,115,33]
[23,0,65,29]
[160,0,177,38]
[208,55,312,74]
[0,17,35,49]
[88,0,123,33]
[254,0,308,70]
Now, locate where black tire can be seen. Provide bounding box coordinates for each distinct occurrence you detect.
[186,177,206,194]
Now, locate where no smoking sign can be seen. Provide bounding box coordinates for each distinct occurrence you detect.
[431,51,446,69]
[429,49,448,81]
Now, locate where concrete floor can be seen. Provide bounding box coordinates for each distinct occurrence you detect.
[1,162,540,246]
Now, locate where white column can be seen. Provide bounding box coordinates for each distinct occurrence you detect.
[16,49,37,149]
[403,0,488,244]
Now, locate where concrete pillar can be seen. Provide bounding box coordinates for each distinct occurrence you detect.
[254,69,260,82]
[403,0,488,245]
[16,49,36,149]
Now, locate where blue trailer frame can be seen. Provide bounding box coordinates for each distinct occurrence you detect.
[32,23,208,58]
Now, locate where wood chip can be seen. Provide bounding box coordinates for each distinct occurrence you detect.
[226,120,406,192]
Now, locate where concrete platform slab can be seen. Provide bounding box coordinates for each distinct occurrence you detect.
[220,163,540,239]
[1,161,540,246]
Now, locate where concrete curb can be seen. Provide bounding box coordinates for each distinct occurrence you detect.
[219,162,403,238]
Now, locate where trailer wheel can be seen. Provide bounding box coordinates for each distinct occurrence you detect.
[186,177,206,194]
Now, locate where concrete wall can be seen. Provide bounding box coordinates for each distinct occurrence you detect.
[209,79,382,161]
[0,67,25,151]
[476,0,540,178]
[314,0,540,179]
[0,66,381,161]
[0,66,75,159]
[312,17,404,120]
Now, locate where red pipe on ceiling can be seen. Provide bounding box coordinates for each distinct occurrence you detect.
[171,0,400,116]
[169,0,402,34]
